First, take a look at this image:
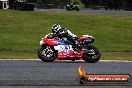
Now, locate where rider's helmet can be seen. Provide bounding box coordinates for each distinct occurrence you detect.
[51,24,61,34]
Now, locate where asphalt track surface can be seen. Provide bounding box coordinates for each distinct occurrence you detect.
[0,60,132,88]
[35,8,132,15]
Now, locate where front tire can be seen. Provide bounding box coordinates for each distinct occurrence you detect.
[82,45,101,63]
[38,45,56,62]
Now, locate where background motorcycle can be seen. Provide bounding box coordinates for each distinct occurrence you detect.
[38,34,101,63]
[66,3,80,11]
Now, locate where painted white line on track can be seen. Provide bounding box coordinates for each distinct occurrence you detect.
[100,60,132,62]
[0,59,40,61]
[0,59,132,62]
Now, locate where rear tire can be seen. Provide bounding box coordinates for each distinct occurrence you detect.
[38,45,56,62]
[82,45,101,63]
[72,59,75,61]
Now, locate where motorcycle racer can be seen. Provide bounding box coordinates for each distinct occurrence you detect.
[70,2,77,8]
[50,24,79,51]
[66,2,80,11]
[38,26,101,62]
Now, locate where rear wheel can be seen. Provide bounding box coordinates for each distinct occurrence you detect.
[38,45,56,62]
[82,45,101,63]
[72,59,75,61]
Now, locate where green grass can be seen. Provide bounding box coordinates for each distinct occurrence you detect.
[0,10,132,60]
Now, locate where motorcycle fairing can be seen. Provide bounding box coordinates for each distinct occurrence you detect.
[42,38,60,45]
[53,40,83,59]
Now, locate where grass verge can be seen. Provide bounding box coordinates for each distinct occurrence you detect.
[0,10,132,60]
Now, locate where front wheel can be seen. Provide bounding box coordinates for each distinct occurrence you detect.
[38,45,56,62]
[66,6,71,11]
[82,45,101,63]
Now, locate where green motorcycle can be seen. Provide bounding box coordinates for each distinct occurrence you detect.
[66,3,80,11]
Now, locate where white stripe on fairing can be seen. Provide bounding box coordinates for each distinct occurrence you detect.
[0,59,132,62]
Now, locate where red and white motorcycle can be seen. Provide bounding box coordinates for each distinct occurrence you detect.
[38,33,101,63]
